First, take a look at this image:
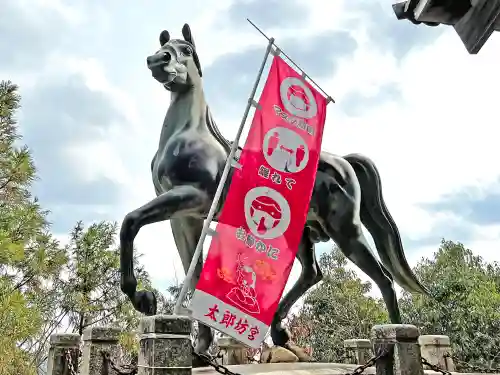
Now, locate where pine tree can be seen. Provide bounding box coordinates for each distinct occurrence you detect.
[0,80,67,375]
[58,221,156,357]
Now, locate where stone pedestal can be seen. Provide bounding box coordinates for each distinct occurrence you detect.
[138,315,192,375]
[79,326,122,375]
[47,333,81,375]
[419,335,455,372]
[344,339,372,365]
[371,324,423,375]
[218,336,249,365]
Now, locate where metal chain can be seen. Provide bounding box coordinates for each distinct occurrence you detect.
[194,351,244,375]
[421,357,452,375]
[64,349,79,375]
[444,353,500,373]
[345,349,389,375]
[101,351,138,375]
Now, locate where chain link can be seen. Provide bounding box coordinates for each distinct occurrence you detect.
[194,351,244,375]
[421,357,452,375]
[345,349,389,375]
[61,344,500,375]
[101,351,138,375]
[64,349,79,375]
[444,353,500,373]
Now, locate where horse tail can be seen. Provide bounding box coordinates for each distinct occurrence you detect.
[343,153,429,296]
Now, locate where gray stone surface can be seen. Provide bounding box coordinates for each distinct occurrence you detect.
[419,335,455,372]
[371,324,424,375]
[47,333,81,375]
[196,362,370,374]
[139,314,192,334]
[344,339,372,365]
[82,325,122,342]
[191,362,499,375]
[49,333,81,346]
[218,336,249,365]
[372,324,420,341]
[80,326,122,375]
[138,315,192,375]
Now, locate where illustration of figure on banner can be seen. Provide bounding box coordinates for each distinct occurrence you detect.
[227,253,260,314]
[250,195,281,235]
[267,131,280,155]
[280,77,318,119]
[263,127,309,173]
[287,84,311,113]
[244,186,291,240]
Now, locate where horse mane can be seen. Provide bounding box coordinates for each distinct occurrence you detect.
[204,107,242,160]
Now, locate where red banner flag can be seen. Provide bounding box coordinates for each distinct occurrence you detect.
[190,55,328,347]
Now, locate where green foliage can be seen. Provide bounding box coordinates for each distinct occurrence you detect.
[58,221,153,358]
[0,277,40,375]
[400,239,500,371]
[0,80,67,375]
[0,80,157,373]
[288,246,388,362]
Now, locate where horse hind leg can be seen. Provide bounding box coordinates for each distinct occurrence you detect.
[320,182,402,324]
[270,232,322,361]
[328,219,401,324]
[119,185,209,316]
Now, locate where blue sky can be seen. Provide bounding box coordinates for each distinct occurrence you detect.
[2,0,500,297]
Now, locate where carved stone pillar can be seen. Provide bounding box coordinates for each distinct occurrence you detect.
[371,324,424,375]
[419,335,455,371]
[344,339,372,365]
[80,326,122,375]
[47,333,81,375]
[138,315,192,375]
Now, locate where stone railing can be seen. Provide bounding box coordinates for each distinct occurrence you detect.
[45,315,461,375]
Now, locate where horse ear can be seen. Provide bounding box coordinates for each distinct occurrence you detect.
[181,23,195,48]
[159,30,170,46]
[182,23,202,77]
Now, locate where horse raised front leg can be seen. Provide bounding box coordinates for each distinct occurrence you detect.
[120,185,209,315]
[323,188,401,324]
[270,232,322,361]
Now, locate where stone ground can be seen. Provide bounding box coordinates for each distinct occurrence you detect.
[194,363,487,375]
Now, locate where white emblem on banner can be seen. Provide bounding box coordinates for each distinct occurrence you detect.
[244,187,291,240]
[279,77,317,119]
[262,126,309,173]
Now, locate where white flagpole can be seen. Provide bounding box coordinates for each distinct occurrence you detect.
[246,18,335,104]
[173,37,275,315]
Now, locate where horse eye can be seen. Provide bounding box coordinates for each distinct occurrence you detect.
[182,46,192,55]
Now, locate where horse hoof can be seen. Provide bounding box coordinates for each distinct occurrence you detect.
[133,290,157,316]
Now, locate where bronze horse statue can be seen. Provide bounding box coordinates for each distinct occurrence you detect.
[119,23,428,360]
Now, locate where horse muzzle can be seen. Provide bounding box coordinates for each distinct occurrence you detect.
[146,52,177,85]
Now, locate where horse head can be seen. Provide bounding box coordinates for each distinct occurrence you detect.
[146,23,202,92]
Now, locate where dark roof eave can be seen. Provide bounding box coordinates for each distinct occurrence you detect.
[392,1,441,26]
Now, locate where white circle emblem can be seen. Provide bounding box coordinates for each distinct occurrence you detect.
[244,187,291,239]
[279,77,317,119]
[262,127,309,173]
